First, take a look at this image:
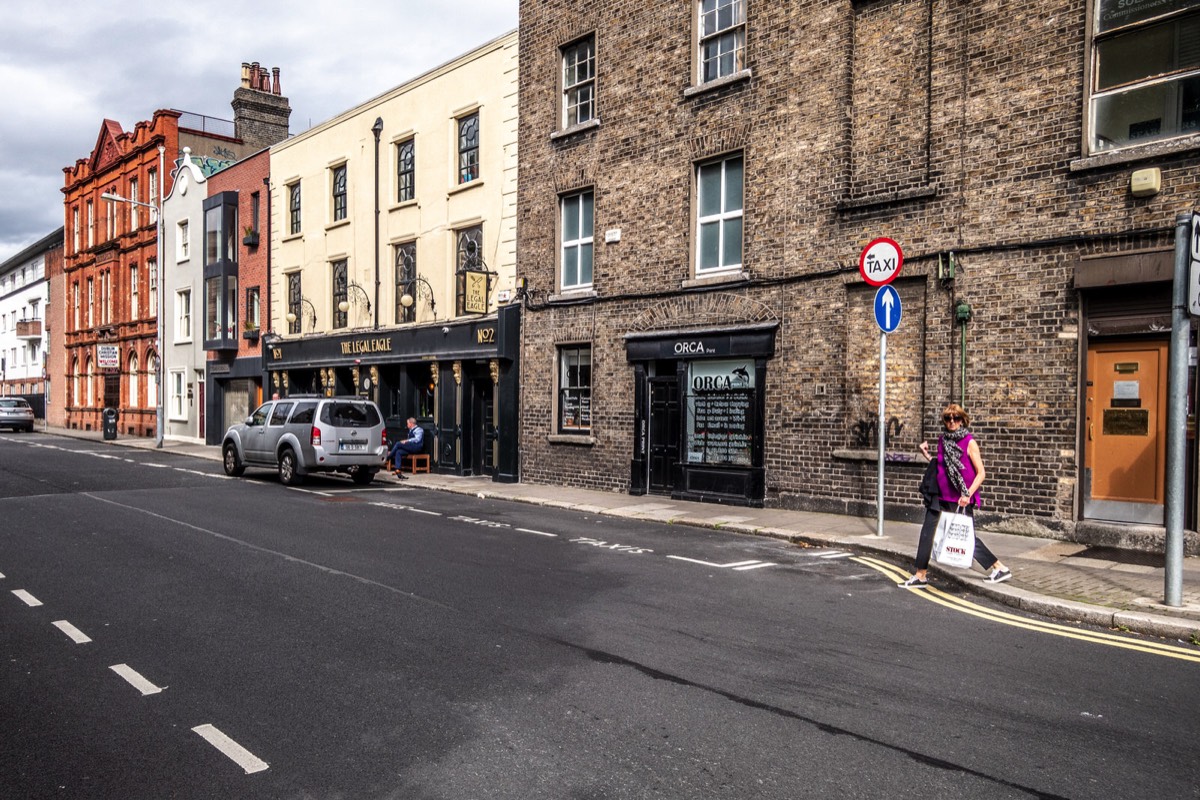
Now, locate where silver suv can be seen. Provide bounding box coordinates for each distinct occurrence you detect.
[0,398,35,432]
[221,396,388,485]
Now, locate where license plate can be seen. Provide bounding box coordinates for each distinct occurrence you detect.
[340,442,367,452]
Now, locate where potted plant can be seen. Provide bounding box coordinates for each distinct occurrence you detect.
[242,225,259,247]
[242,320,260,341]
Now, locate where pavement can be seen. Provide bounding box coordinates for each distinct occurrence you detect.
[31,425,1200,644]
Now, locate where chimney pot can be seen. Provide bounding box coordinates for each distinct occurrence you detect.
[240,62,251,89]
[272,67,282,96]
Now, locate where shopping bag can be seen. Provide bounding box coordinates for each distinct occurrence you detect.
[932,510,975,569]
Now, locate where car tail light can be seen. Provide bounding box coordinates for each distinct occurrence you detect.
[381,428,388,448]
[311,426,322,446]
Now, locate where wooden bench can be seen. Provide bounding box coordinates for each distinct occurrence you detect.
[399,453,430,474]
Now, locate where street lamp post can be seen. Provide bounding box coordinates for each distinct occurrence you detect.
[101,143,165,448]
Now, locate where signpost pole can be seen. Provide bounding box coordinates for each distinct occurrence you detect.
[877,331,887,537]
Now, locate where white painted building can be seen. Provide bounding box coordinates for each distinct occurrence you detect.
[0,228,60,415]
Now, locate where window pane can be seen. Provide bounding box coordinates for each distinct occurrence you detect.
[1096,0,1200,34]
[724,156,743,210]
[1093,73,1200,149]
[581,192,594,235]
[563,247,579,287]
[699,221,720,270]
[579,242,593,285]
[1097,18,1198,91]
[722,217,742,268]
[698,163,722,216]
[563,195,580,240]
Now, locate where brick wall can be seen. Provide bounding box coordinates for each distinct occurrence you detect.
[517,0,1200,535]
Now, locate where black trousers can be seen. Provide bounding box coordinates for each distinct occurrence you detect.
[914,500,999,572]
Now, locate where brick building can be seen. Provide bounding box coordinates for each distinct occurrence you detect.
[204,148,271,442]
[57,63,290,437]
[516,0,1200,543]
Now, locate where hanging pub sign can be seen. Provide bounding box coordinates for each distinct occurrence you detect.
[463,270,490,314]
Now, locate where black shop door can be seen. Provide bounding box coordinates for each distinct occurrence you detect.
[648,377,680,494]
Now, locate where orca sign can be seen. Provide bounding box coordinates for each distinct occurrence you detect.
[859,237,903,287]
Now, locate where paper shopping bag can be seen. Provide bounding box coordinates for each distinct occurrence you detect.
[932,510,975,569]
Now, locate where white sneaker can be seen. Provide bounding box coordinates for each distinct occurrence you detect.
[986,568,1012,584]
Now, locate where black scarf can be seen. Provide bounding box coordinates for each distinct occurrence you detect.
[941,426,971,497]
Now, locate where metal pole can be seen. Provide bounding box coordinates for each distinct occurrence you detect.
[877,330,887,536]
[1164,213,1190,606]
[372,117,383,330]
[155,144,165,449]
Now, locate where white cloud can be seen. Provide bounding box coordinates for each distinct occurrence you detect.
[0,0,518,263]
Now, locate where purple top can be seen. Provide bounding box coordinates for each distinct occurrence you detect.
[937,434,980,507]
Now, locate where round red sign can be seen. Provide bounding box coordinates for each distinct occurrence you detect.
[858,238,904,287]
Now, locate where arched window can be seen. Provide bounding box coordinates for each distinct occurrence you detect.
[70,358,78,408]
[128,353,140,409]
[147,353,158,410]
[86,358,95,407]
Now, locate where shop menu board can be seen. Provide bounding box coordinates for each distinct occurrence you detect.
[687,390,753,466]
[561,391,592,430]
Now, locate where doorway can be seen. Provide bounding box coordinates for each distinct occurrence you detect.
[648,376,680,494]
[1084,338,1168,524]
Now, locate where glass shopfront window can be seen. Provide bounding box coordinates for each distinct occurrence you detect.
[685,359,754,466]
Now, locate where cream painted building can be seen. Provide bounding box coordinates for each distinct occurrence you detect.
[266,30,521,480]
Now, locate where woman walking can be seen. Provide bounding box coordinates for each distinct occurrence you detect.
[901,403,1012,588]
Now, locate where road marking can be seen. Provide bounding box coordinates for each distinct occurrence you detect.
[666,556,775,570]
[145,463,169,469]
[110,664,165,695]
[52,620,92,644]
[818,552,854,559]
[0,571,5,579]
[12,589,42,607]
[192,724,269,774]
[852,556,1200,664]
[516,527,557,537]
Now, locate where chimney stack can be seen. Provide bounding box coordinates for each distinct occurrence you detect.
[232,61,291,150]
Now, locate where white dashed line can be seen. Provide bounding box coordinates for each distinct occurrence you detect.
[817,552,854,560]
[52,620,92,644]
[12,589,42,607]
[192,724,269,774]
[110,664,165,695]
[732,562,778,571]
[515,527,557,537]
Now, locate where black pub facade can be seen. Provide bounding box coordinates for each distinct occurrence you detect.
[262,304,520,481]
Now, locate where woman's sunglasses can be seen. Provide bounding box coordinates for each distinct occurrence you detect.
[943,414,963,423]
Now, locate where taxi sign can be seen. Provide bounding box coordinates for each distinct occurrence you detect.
[859,237,904,287]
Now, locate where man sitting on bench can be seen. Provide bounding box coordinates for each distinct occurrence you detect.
[388,417,425,479]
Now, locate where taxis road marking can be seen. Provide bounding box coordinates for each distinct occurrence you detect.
[852,556,1200,663]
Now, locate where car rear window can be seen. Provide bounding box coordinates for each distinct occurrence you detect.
[320,401,380,427]
[0,399,29,408]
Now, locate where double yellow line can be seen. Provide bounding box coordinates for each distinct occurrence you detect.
[852,556,1200,664]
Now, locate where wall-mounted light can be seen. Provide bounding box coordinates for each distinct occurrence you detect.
[285,297,317,331]
[400,275,437,317]
[337,280,372,319]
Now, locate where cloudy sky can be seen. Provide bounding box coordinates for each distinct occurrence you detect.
[0,0,519,264]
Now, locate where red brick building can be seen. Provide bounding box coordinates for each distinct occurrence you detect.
[204,149,271,440]
[57,64,290,436]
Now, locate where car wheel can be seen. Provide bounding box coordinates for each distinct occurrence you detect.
[278,448,304,486]
[223,443,246,477]
[350,466,375,485]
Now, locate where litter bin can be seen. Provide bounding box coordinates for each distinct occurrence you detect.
[102,407,118,440]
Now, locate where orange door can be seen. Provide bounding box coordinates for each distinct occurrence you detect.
[1084,339,1168,524]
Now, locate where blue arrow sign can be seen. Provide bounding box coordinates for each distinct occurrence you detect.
[874,285,901,333]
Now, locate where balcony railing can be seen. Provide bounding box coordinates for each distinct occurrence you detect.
[15,320,42,339]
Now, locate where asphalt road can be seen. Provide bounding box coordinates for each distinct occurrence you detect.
[1,433,1197,799]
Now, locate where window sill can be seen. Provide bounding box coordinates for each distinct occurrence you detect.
[683,69,752,99]
[282,232,303,244]
[550,118,601,142]
[682,270,749,289]
[325,219,351,232]
[1069,134,1200,172]
[388,199,419,213]
[548,433,595,446]
[448,179,484,196]
[837,186,937,212]
[549,288,598,303]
